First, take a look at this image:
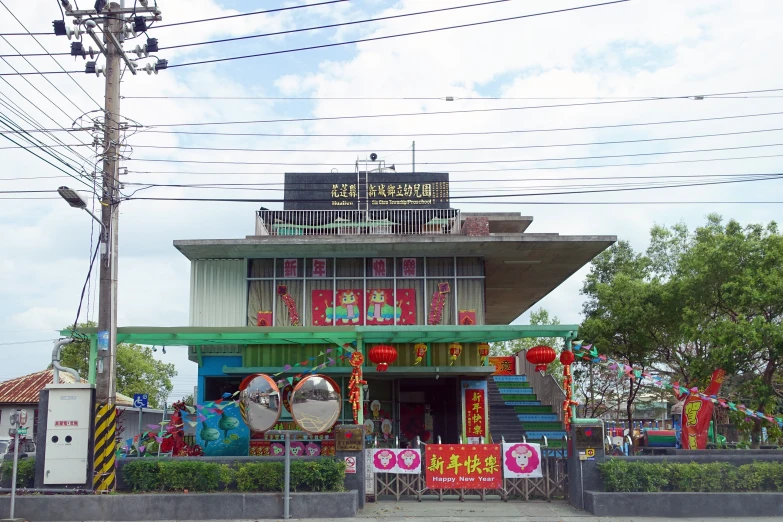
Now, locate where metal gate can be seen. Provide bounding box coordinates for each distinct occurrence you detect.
[372,439,568,501]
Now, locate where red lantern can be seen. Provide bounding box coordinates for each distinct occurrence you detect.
[414,343,427,365]
[369,345,397,372]
[560,350,575,366]
[526,345,556,375]
[477,342,490,364]
[449,342,462,365]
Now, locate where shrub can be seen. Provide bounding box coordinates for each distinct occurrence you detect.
[236,462,284,492]
[237,458,345,493]
[123,460,234,492]
[599,459,783,493]
[0,458,35,488]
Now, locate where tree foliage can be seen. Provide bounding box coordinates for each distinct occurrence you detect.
[491,308,564,356]
[579,215,783,439]
[59,322,176,408]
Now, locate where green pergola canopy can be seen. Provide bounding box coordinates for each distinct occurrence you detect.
[61,325,579,347]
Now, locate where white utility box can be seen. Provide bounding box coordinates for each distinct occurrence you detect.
[43,383,94,485]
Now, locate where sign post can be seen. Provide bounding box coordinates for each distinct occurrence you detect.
[8,410,21,520]
[266,430,298,520]
[134,394,148,455]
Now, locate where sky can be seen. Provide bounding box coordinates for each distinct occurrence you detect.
[1,0,782,401]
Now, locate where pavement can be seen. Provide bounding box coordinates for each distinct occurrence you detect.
[97,499,783,522]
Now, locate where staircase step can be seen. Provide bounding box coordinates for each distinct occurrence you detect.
[501,395,537,402]
[512,405,550,412]
[517,414,559,422]
[520,422,564,431]
[498,388,534,395]
[490,382,531,389]
[526,438,567,449]
[493,375,527,382]
[526,431,567,439]
[504,401,542,406]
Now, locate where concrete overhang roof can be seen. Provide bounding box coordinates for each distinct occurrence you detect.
[461,212,533,233]
[174,233,615,324]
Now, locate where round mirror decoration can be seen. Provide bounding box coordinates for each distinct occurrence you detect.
[290,374,342,434]
[239,373,282,433]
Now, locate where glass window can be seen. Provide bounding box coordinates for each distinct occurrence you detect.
[457,279,485,325]
[456,257,484,277]
[336,258,364,278]
[396,279,424,325]
[248,259,274,278]
[276,280,303,326]
[247,281,275,326]
[396,257,423,278]
[275,258,304,278]
[426,257,454,277]
[426,279,454,325]
[308,257,333,279]
[366,257,393,278]
[334,279,364,325]
[307,278,333,326]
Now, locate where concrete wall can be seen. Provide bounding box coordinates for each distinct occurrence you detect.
[585,491,783,518]
[0,491,358,521]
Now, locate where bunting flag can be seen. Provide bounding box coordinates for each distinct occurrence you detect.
[573,345,783,426]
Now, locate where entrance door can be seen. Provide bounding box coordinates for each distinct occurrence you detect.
[399,378,460,444]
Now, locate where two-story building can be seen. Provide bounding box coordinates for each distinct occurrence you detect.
[72,170,615,456]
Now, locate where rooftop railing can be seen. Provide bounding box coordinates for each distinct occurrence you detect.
[255,208,461,236]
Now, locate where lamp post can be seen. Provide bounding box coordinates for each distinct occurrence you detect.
[57,186,113,401]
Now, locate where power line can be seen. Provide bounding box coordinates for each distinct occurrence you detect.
[0,0,102,109]
[167,0,633,70]
[123,174,783,203]
[119,127,783,154]
[126,153,783,175]
[159,0,521,52]
[5,126,783,153]
[120,95,783,101]
[5,110,783,137]
[143,90,783,128]
[152,0,349,29]
[125,142,783,166]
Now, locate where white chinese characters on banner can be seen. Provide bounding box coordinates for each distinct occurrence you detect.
[283,258,298,278]
[502,443,543,478]
[371,448,422,474]
[312,258,327,278]
[372,258,387,277]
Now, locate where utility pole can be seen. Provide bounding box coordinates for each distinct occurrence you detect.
[96,1,123,405]
[55,0,166,492]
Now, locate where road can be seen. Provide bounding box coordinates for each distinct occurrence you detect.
[141,499,783,522]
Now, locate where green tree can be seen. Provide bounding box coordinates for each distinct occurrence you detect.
[491,308,564,356]
[579,241,670,428]
[59,322,176,408]
[661,215,783,444]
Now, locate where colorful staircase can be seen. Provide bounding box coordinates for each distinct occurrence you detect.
[488,375,567,453]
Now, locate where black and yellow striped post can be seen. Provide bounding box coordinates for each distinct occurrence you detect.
[93,400,117,492]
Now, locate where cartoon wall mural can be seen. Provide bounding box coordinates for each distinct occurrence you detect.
[195,402,250,456]
[311,289,416,326]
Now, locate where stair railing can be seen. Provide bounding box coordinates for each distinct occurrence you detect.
[516,349,568,423]
[542,435,548,448]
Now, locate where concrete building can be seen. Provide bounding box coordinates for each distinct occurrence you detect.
[68,171,615,455]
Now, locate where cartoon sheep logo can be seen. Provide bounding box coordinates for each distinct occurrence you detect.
[397,449,421,471]
[373,449,397,471]
[504,443,540,475]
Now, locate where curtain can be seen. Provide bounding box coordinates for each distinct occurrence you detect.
[247,280,274,326]
[457,279,486,325]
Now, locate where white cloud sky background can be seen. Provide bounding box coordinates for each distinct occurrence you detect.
[1,0,782,400]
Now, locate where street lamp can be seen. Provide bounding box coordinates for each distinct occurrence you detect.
[58,186,105,241]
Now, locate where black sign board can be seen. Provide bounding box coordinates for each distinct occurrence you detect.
[574,424,605,450]
[284,172,450,211]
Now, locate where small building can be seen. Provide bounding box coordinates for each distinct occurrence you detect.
[68,170,615,454]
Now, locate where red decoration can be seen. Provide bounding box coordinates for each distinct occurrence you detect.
[348,351,366,424]
[428,289,448,325]
[414,343,427,365]
[425,444,501,489]
[449,342,462,365]
[458,309,477,325]
[369,345,397,372]
[559,350,577,430]
[526,345,556,374]
[477,343,491,364]
[278,285,300,326]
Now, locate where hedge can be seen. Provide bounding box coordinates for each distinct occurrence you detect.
[0,457,35,488]
[599,459,783,492]
[122,458,345,493]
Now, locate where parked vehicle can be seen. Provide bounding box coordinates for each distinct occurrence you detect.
[0,438,35,460]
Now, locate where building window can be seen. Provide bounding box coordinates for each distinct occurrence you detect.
[247,257,484,326]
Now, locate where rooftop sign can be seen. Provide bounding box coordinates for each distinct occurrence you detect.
[284,172,450,211]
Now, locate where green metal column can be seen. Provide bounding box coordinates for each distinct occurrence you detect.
[88,336,97,385]
[356,336,364,425]
[425,342,432,366]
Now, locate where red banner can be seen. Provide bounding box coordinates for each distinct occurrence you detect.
[466,389,486,438]
[489,356,516,375]
[425,444,502,489]
[681,369,725,449]
[311,289,416,326]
